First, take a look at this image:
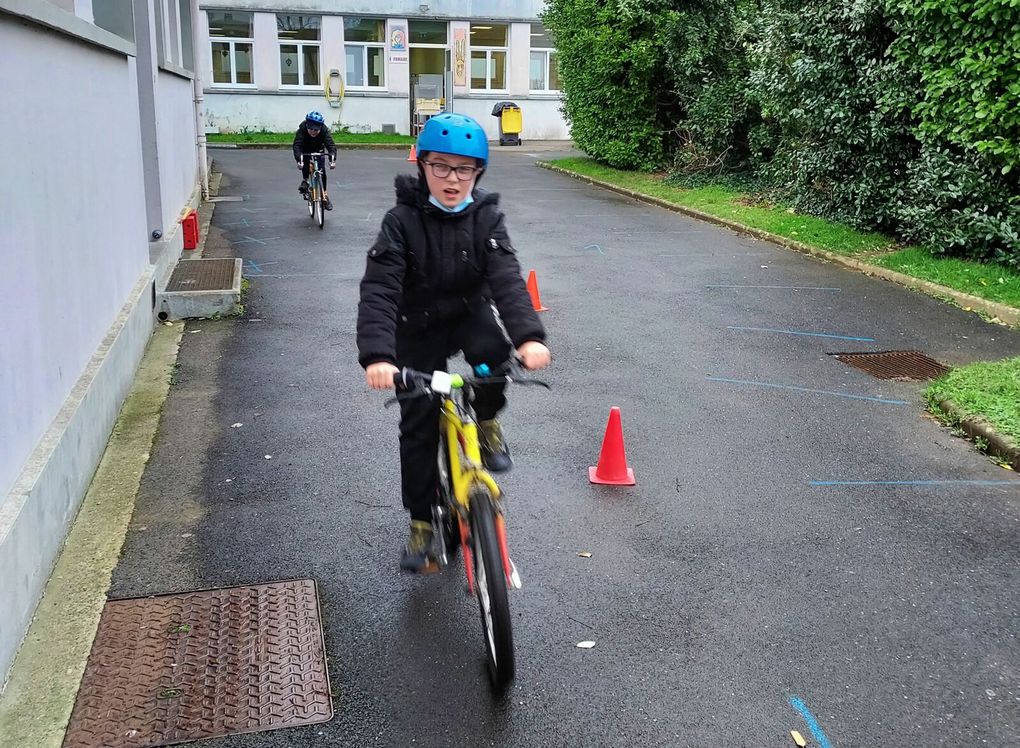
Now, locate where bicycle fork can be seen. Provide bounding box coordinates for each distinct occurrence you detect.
[438,503,521,595]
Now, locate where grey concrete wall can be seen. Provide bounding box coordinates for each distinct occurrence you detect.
[156,70,200,231]
[0,14,149,503]
[0,13,155,683]
[0,1,201,685]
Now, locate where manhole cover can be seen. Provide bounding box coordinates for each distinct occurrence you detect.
[64,580,332,748]
[831,350,950,381]
[166,259,236,293]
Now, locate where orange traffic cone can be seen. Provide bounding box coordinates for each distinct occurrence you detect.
[527,269,548,312]
[589,407,636,485]
[407,144,417,162]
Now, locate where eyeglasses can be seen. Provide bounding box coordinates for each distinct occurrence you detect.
[421,160,480,181]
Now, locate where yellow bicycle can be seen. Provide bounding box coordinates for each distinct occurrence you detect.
[391,363,548,690]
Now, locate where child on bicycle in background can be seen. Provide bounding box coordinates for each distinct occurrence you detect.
[292,111,337,210]
[357,113,551,574]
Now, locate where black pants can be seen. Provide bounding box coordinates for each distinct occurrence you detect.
[300,155,327,190]
[396,303,511,521]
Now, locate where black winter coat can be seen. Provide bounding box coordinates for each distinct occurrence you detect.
[357,175,546,367]
[292,121,337,160]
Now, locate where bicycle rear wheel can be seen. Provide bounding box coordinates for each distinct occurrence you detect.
[470,485,514,689]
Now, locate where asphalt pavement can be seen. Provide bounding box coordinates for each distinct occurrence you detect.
[110,147,1020,746]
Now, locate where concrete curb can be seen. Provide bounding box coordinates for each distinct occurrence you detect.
[937,399,1020,471]
[207,142,412,151]
[536,161,1020,328]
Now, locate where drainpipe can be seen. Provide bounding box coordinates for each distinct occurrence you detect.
[190,0,209,198]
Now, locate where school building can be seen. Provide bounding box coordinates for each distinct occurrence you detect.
[198,1,568,140]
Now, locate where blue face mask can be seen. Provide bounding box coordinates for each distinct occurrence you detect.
[429,194,474,213]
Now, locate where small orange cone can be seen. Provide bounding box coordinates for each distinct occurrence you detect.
[526,269,548,312]
[407,144,417,162]
[589,407,636,485]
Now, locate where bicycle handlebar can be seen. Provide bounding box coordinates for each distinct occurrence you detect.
[385,360,549,408]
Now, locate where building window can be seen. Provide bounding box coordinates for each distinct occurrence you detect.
[208,11,253,86]
[470,24,507,92]
[344,17,385,89]
[278,14,321,87]
[529,24,559,92]
[409,20,447,46]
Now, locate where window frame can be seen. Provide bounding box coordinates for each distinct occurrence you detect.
[277,14,322,89]
[343,17,387,90]
[208,11,255,88]
[469,23,508,93]
[529,49,560,94]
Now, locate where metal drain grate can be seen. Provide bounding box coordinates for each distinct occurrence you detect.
[166,259,237,293]
[831,350,950,381]
[64,580,332,748]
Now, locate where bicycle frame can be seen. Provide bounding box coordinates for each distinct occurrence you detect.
[438,393,517,592]
[304,153,325,201]
[440,397,501,510]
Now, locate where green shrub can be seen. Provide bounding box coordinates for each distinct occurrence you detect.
[542,0,681,170]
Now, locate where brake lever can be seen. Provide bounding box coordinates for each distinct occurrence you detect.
[383,387,432,408]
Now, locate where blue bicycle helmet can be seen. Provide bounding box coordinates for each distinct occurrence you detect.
[305,111,325,126]
[417,113,488,166]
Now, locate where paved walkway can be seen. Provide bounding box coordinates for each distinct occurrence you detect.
[111,148,1020,746]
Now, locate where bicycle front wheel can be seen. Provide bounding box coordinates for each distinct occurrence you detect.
[470,485,514,689]
[314,196,324,229]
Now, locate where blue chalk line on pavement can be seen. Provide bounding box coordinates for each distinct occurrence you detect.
[812,479,1017,487]
[789,697,833,748]
[727,326,875,342]
[706,376,908,405]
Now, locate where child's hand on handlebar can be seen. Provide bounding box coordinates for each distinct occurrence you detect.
[516,341,551,371]
[366,362,400,390]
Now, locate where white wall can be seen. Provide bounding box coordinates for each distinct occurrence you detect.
[448,97,568,140]
[0,16,148,503]
[205,92,568,139]
[206,92,412,134]
[156,70,200,230]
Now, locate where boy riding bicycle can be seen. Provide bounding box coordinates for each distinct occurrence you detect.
[357,113,551,573]
[292,111,337,210]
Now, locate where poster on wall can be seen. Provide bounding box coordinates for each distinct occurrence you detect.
[389,21,408,64]
[453,28,467,86]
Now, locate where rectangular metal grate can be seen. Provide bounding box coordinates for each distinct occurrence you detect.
[166,259,237,293]
[831,350,950,381]
[64,580,332,748]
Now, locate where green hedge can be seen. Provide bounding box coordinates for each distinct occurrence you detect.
[543,0,1020,266]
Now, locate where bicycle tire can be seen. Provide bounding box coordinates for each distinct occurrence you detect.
[307,184,315,218]
[470,485,514,689]
[314,196,324,229]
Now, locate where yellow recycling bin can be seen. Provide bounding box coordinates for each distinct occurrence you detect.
[492,102,522,146]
